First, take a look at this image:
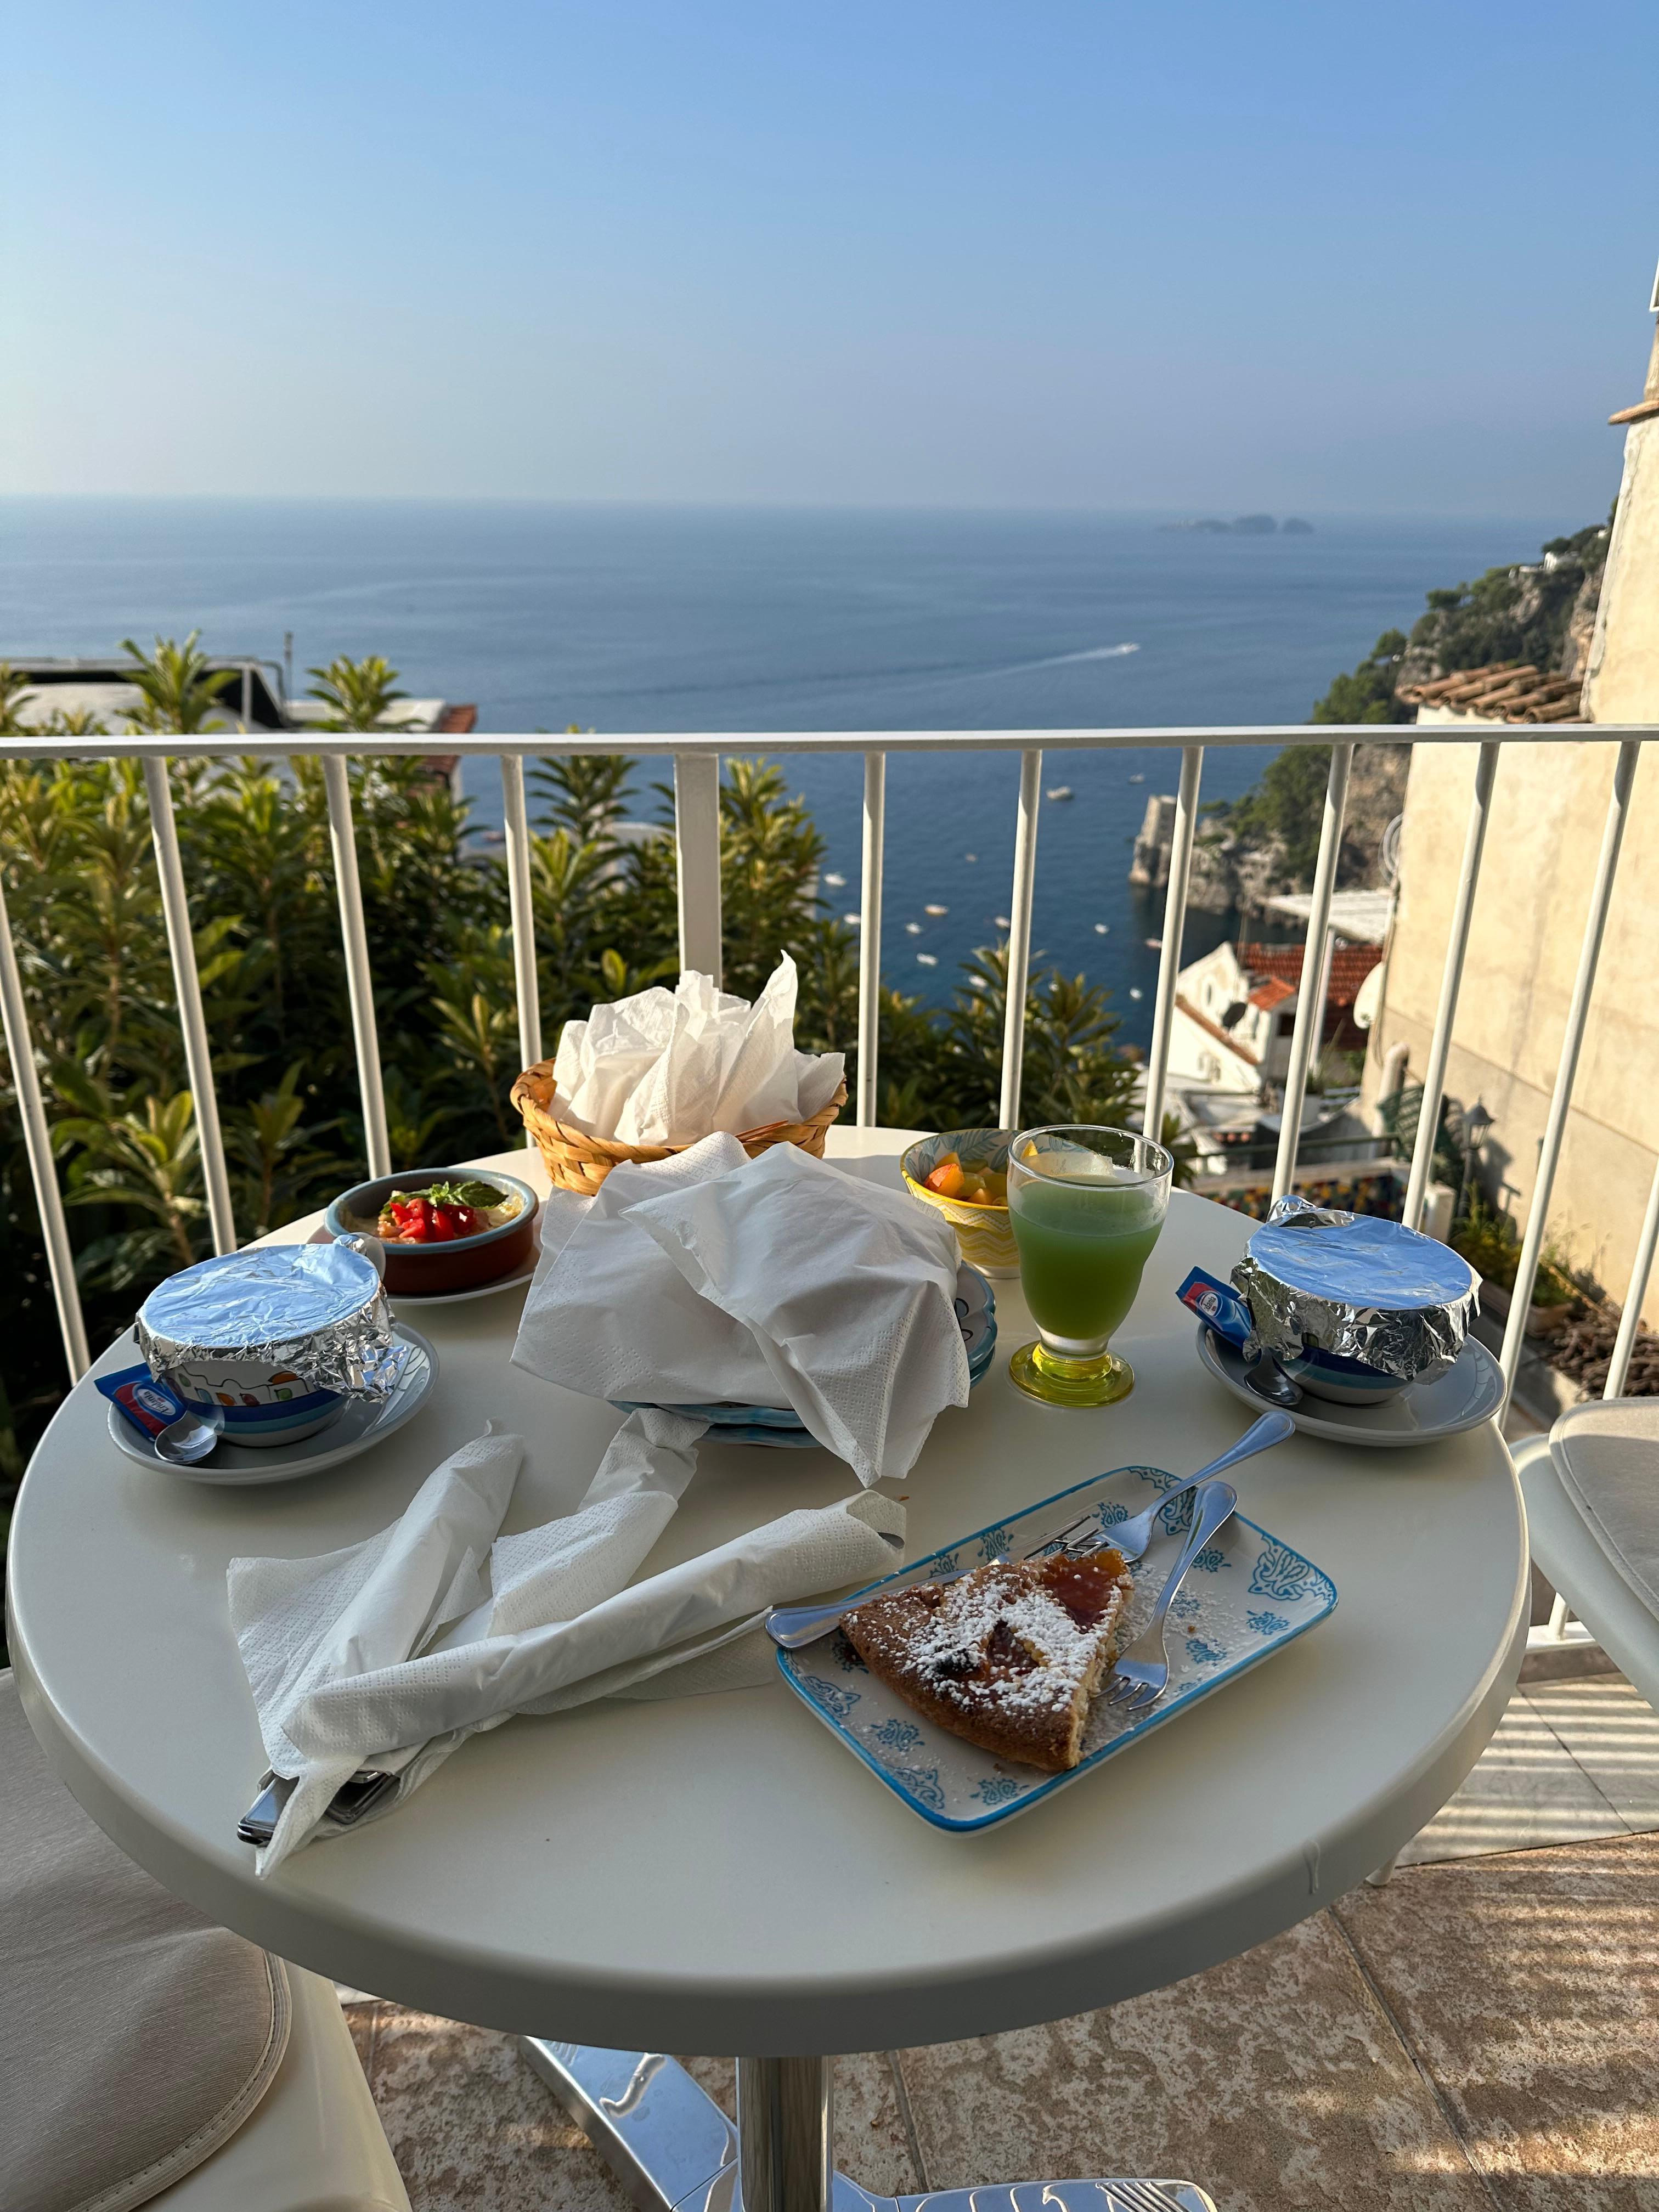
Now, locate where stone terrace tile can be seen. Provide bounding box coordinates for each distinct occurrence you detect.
[1401,1688,1630,1865]
[358,2005,635,2212]
[1335,1832,1659,2209]
[1526,1677,1659,1830]
[896,1911,1492,2211]
[678,2055,921,2198]
[346,2008,920,2209]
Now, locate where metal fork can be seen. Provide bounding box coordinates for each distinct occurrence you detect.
[1103,1479,1238,1717]
[764,1410,1289,1651]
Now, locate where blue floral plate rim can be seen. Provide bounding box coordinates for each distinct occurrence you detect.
[776,1462,1338,1832]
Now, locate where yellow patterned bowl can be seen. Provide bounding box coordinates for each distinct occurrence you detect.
[901,1128,1020,1279]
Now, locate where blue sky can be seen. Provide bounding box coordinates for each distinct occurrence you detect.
[3,2,1654,514]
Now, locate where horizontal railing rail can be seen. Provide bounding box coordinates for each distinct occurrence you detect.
[2,719,1656,1440]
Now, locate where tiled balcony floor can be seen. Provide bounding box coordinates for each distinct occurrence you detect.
[341,1666,1659,2212]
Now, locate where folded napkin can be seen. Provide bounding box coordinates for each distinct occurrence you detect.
[552,955,845,1146]
[229,1414,902,1872]
[514,1139,967,1482]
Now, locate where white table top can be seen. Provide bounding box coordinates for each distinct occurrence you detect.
[7,1131,1528,2055]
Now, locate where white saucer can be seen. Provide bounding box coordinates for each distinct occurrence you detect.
[387,1266,537,1308]
[105,1324,438,1484]
[1195,1322,1505,1448]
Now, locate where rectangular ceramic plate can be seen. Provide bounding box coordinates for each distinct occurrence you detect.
[777,1464,1338,1831]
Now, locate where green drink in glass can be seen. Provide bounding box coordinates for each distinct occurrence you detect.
[1007,1124,1172,1407]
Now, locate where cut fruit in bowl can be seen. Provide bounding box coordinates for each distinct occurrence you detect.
[901,1129,1019,1280]
[324,1167,540,1296]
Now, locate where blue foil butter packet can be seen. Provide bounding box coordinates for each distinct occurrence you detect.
[1177,1267,1255,1348]
[95,1363,188,1439]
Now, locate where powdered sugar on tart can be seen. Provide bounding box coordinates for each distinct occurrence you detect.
[842,1547,1133,1772]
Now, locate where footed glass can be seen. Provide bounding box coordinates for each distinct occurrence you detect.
[1006,1124,1173,1407]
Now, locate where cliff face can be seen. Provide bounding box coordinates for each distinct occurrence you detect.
[1396,523,1609,692]
[1178,741,1410,913]
[1160,523,1610,912]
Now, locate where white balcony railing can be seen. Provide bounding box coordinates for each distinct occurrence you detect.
[3,721,1657,1422]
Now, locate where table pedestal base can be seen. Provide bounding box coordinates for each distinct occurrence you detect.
[521,2042,1216,2212]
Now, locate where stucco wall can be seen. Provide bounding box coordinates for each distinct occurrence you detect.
[1586,416,1659,725]
[1364,733,1659,1316]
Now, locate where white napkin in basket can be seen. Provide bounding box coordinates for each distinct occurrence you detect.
[552,955,844,1145]
[229,1413,902,1872]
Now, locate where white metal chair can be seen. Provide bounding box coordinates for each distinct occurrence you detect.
[1513,1417,1659,1715]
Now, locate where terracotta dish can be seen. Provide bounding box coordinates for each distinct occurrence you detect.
[324,1167,540,1297]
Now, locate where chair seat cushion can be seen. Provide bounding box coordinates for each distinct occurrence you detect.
[0,1674,290,2212]
[1551,1398,1659,1619]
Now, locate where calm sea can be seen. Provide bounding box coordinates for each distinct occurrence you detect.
[0,499,1581,1044]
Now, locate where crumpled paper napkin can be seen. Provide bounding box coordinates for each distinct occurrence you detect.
[552,955,845,1145]
[629,1143,967,1486]
[513,1138,967,1482]
[228,1412,902,1872]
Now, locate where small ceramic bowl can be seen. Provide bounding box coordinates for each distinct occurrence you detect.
[137,1243,388,1446]
[324,1167,540,1297]
[1276,1341,1452,1407]
[901,1130,1019,1279]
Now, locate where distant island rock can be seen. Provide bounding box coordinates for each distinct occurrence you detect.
[1161,514,1313,536]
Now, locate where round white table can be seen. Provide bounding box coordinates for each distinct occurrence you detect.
[8,1131,1528,2212]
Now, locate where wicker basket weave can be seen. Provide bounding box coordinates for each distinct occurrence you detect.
[511,1059,848,1198]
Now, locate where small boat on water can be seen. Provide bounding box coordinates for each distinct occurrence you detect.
[1128,773,1146,784]
[1129,987,1143,1000]
[925,902,948,916]
[964,852,978,862]
[824,872,846,888]
[995,914,1011,929]
[916,953,939,968]
[1046,785,1074,802]
[1145,937,1161,951]
[905,921,923,935]
[1094,923,1110,935]
[843,913,861,926]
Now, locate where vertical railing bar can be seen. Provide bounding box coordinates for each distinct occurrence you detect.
[1403,738,1501,1231]
[0,865,90,1378]
[1500,739,1643,1399]
[1142,744,1204,1147]
[998,749,1043,1132]
[142,757,236,1255]
[321,754,392,1181]
[500,755,543,1079]
[673,753,723,983]
[1271,743,1352,1205]
[856,753,885,1127]
[1606,1158,1659,1399]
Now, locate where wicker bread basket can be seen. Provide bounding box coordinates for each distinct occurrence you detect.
[511,1059,848,1197]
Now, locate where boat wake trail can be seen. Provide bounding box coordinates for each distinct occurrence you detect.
[960,641,1141,684]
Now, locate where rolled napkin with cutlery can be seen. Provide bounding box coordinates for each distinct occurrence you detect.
[229,1413,903,1872]
[515,1136,968,1485]
[551,955,845,1146]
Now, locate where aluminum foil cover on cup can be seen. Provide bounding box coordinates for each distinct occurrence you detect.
[136,1243,400,1398]
[1229,1195,1479,1384]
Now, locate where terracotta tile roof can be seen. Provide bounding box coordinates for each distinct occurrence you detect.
[1248,976,1296,1012]
[434,704,479,734]
[1237,941,1382,1007]
[1397,663,1584,724]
